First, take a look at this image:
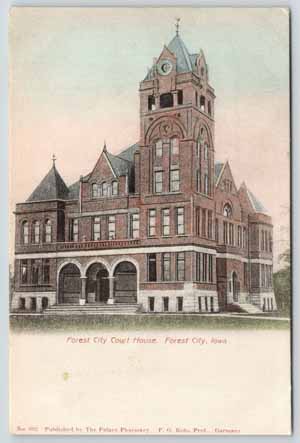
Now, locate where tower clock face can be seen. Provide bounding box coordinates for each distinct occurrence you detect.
[157,59,173,76]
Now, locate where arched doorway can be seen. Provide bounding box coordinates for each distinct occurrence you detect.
[232,272,239,302]
[113,261,137,304]
[86,263,109,303]
[58,263,81,304]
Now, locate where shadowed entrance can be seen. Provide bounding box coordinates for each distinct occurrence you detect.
[58,263,81,304]
[86,263,109,303]
[113,261,137,304]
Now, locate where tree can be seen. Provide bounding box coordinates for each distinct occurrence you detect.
[273,248,291,315]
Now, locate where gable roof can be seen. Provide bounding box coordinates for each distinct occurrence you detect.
[27,165,70,202]
[105,151,130,177]
[247,187,267,213]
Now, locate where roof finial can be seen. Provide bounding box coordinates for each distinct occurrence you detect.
[52,154,57,167]
[175,17,180,36]
[103,140,107,152]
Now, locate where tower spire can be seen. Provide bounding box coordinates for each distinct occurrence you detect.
[175,17,180,36]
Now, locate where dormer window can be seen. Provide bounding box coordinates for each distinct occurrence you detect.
[92,183,99,198]
[102,182,108,197]
[22,221,29,245]
[45,219,52,243]
[33,221,40,244]
[160,93,173,109]
[112,181,118,196]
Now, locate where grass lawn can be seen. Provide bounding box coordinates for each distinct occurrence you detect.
[10,314,290,333]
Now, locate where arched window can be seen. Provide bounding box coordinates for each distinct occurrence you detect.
[200,96,206,112]
[196,139,201,157]
[160,93,173,109]
[171,138,179,155]
[22,221,29,244]
[208,101,212,116]
[33,221,40,244]
[112,181,118,196]
[223,203,232,218]
[92,183,99,198]
[155,139,163,157]
[45,219,52,243]
[204,143,209,160]
[102,182,108,197]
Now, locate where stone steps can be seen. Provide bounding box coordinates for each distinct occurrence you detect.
[43,303,142,315]
[231,302,262,314]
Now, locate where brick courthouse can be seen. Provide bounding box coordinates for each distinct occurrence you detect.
[12,30,277,315]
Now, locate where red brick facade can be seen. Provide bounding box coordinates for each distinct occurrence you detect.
[12,32,276,314]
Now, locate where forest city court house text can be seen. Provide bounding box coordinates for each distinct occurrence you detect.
[12,29,277,315]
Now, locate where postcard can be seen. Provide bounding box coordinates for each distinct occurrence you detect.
[9,7,291,435]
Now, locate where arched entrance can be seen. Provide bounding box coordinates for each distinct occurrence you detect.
[86,263,109,303]
[113,261,137,304]
[232,271,239,302]
[58,263,81,304]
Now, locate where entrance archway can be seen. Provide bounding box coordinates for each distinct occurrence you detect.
[232,271,239,302]
[58,263,81,304]
[86,263,109,303]
[113,261,137,304]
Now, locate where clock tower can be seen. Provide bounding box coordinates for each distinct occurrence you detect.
[138,26,216,201]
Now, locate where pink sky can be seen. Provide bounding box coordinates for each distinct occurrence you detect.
[9,8,290,268]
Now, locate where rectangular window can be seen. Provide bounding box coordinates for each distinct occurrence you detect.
[148,95,155,111]
[148,297,155,312]
[155,140,163,157]
[204,174,209,195]
[42,259,50,284]
[176,207,185,235]
[215,218,219,243]
[130,213,139,239]
[108,215,116,240]
[177,296,183,312]
[196,252,201,281]
[148,253,157,282]
[171,138,179,155]
[176,252,185,281]
[162,253,171,281]
[148,209,156,237]
[208,210,213,239]
[177,90,183,105]
[154,171,163,193]
[196,207,201,236]
[70,219,79,242]
[201,209,207,237]
[223,221,228,244]
[237,226,242,247]
[196,140,201,158]
[208,255,213,283]
[196,169,201,192]
[93,216,101,241]
[163,297,169,312]
[21,260,28,284]
[229,223,234,246]
[243,227,247,248]
[170,169,180,192]
[162,209,170,236]
[31,260,39,285]
[202,253,208,282]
